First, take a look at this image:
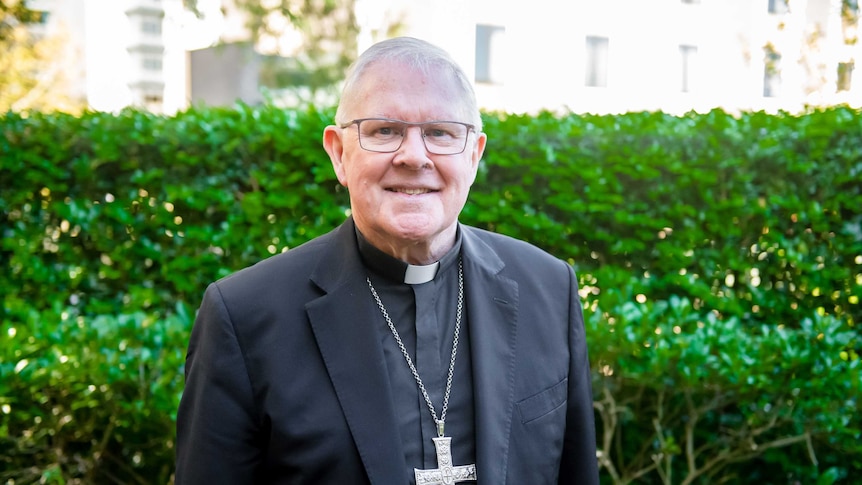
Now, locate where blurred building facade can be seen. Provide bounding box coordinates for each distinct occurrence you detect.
[394,0,861,114]
[27,0,201,113]
[27,0,861,115]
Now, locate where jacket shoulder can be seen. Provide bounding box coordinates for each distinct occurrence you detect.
[463,225,565,266]
[213,228,335,296]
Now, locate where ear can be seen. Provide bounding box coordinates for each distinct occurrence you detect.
[323,125,348,187]
[468,131,487,183]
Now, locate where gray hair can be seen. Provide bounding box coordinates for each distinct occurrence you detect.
[335,37,482,131]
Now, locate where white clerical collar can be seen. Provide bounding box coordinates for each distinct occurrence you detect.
[354,225,462,285]
[404,262,440,284]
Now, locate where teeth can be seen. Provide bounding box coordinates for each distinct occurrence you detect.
[397,188,430,195]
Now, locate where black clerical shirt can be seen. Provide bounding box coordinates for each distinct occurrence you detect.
[356,229,477,484]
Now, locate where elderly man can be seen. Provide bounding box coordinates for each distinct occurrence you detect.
[176,36,599,484]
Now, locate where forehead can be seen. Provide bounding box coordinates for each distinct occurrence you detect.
[347,60,471,122]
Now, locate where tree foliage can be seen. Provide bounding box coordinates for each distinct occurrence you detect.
[1,0,41,34]
[187,0,360,95]
[0,0,84,113]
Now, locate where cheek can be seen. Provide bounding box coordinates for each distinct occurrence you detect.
[335,167,349,187]
[451,161,478,190]
[338,155,365,187]
[344,163,382,195]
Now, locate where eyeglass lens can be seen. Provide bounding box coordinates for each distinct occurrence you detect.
[357,119,470,154]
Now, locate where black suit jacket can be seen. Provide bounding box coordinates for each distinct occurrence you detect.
[176,219,599,484]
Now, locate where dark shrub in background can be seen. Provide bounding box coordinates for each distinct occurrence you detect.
[2,105,859,483]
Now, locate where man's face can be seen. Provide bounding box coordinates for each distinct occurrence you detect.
[324,61,486,262]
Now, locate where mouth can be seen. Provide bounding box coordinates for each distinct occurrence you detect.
[388,187,434,195]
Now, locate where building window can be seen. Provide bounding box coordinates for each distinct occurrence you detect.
[143,58,162,71]
[475,24,505,84]
[585,36,609,87]
[768,0,789,14]
[763,47,781,97]
[142,20,162,34]
[838,62,854,92]
[680,45,698,93]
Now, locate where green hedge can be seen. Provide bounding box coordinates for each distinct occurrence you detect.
[1,105,860,483]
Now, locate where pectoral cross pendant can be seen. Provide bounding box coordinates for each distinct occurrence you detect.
[414,436,477,485]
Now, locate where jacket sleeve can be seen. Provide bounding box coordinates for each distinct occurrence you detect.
[175,282,263,484]
[558,264,600,484]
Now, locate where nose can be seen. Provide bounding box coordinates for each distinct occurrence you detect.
[393,125,432,169]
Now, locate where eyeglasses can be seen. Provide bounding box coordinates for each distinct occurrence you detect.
[340,118,476,155]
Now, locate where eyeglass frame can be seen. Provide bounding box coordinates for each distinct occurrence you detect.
[339,118,477,155]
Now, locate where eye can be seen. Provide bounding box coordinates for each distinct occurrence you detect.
[366,121,404,138]
[424,124,457,139]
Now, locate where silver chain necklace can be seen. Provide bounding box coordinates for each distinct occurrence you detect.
[367,258,478,484]
[366,258,463,437]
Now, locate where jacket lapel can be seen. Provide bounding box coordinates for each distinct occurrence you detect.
[304,221,520,484]
[306,221,408,484]
[461,227,519,485]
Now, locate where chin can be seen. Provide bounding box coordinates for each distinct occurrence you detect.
[387,216,443,240]
[391,224,439,242]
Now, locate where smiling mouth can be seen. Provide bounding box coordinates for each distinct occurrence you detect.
[389,188,433,195]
